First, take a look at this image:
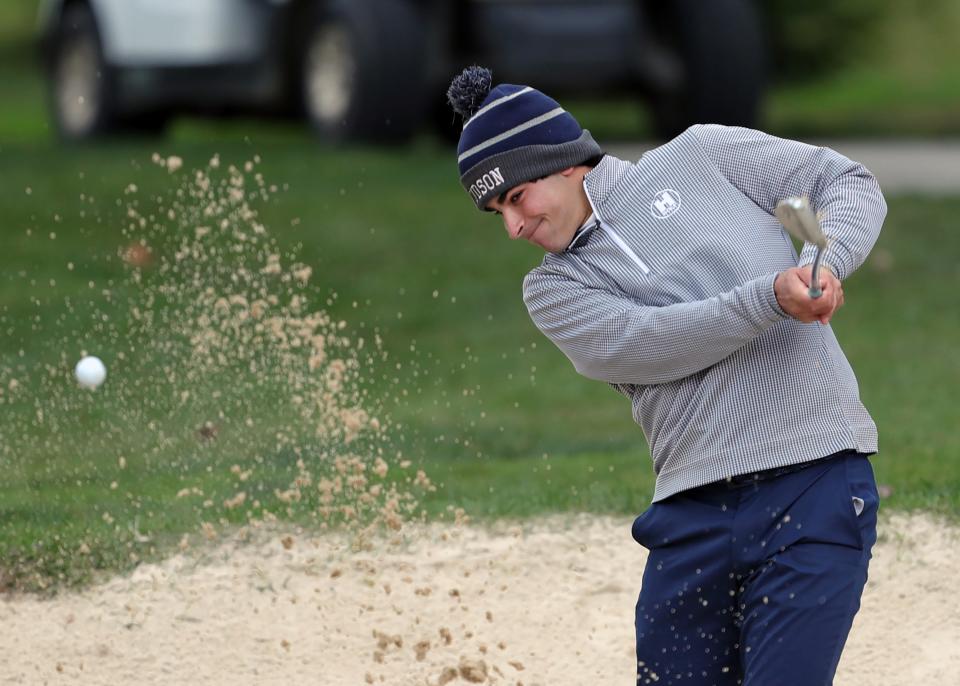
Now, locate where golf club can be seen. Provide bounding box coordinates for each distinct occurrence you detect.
[775,196,829,298]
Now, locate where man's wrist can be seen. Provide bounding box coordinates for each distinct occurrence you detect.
[768,272,789,319]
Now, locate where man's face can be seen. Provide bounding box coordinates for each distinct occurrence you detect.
[484,167,587,253]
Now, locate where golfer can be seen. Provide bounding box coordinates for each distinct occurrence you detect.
[447,66,885,685]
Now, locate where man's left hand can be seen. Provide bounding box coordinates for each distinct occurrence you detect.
[797,264,844,324]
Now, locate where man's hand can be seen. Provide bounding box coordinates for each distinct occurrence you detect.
[774,265,844,324]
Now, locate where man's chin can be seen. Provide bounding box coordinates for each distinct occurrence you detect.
[537,233,572,253]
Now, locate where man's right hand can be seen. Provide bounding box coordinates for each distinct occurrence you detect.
[774,266,845,324]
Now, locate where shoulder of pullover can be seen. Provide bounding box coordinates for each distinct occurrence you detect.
[687,124,887,282]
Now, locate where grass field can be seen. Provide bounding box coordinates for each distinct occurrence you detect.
[1,3,959,593]
[1,134,958,592]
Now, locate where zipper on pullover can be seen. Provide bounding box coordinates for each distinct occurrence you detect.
[583,180,651,275]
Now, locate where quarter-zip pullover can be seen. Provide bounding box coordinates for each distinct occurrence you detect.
[523,125,886,501]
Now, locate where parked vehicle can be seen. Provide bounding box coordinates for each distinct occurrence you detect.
[39,0,766,142]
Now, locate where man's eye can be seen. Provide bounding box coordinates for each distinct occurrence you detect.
[510,191,523,204]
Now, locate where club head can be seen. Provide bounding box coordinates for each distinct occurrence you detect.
[775,196,828,249]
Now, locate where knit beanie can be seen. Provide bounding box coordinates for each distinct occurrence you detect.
[447,66,602,210]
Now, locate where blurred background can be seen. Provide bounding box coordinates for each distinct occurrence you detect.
[1,0,958,142]
[1,0,958,592]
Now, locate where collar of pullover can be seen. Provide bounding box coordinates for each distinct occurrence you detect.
[582,154,634,217]
[565,212,598,251]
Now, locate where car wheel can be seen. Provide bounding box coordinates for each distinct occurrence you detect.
[49,3,117,140]
[301,0,427,142]
[645,0,766,139]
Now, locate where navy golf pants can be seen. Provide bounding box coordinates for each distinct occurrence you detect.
[632,451,878,685]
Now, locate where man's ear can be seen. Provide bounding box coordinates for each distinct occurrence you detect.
[559,166,577,177]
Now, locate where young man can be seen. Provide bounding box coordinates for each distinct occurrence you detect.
[447,66,885,685]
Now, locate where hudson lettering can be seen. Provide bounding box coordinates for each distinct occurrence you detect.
[468,167,505,201]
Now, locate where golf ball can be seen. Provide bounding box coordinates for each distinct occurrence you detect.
[75,355,107,389]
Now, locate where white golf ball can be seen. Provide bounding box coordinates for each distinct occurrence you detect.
[75,355,107,389]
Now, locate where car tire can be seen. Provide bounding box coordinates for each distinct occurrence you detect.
[49,3,117,140]
[300,0,428,143]
[646,0,766,139]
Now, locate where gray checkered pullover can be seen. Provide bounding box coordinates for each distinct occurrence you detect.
[522,125,886,502]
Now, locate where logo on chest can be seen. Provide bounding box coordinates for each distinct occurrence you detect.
[650,189,681,219]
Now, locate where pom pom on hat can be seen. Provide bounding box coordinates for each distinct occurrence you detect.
[446,66,493,120]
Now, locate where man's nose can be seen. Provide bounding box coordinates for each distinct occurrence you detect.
[502,209,523,239]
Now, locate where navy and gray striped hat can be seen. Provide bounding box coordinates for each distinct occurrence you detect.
[447,66,601,210]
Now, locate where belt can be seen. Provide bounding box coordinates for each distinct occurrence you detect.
[722,449,858,489]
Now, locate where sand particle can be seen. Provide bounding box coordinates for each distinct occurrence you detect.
[458,656,489,683]
[414,640,431,661]
[437,666,458,685]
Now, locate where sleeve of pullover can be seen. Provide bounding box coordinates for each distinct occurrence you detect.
[690,124,887,281]
[523,268,787,385]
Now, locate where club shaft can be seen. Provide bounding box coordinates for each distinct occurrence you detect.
[809,247,824,298]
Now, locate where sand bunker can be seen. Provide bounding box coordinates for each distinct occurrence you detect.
[1,513,957,685]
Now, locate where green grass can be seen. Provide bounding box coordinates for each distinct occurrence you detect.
[1,1,959,593]
[1,135,958,594]
[766,64,960,138]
